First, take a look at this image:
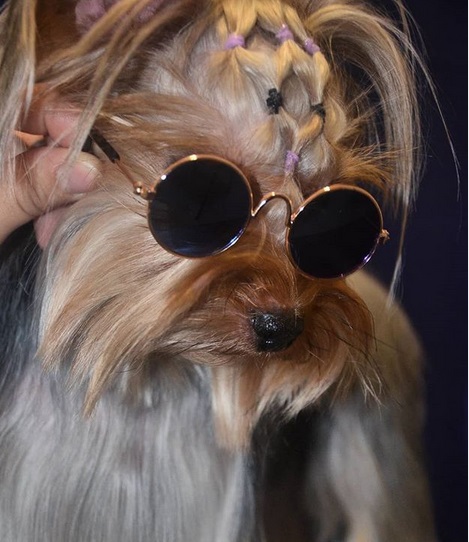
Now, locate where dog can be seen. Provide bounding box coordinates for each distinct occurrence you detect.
[0,0,437,540]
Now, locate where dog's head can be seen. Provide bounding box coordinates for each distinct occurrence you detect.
[32,0,421,447]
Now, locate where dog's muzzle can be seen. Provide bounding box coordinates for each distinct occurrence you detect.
[250,311,304,352]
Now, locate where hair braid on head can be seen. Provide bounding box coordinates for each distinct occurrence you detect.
[216,0,257,45]
[199,0,284,164]
[193,0,335,178]
[204,1,267,122]
[251,1,333,178]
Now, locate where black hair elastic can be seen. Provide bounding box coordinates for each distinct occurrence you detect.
[266,88,283,115]
[310,102,326,121]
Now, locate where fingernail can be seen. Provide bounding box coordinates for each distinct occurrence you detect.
[63,159,101,194]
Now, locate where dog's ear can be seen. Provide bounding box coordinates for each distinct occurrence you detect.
[75,0,170,33]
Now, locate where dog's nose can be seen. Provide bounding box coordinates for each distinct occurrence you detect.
[251,311,304,352]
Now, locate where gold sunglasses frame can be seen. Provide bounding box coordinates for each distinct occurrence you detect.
[89,131,389,279]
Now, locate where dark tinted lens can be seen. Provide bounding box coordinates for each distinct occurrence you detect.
[288,188,382,278]
[149,157,251,257]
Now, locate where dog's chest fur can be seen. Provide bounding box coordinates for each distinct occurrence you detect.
[0,240,251,541]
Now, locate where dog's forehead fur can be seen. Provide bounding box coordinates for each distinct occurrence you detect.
[96,14,333,196]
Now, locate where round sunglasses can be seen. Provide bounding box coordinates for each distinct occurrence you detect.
[89,131,389,279]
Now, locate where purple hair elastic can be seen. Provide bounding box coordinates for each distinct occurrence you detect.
[276,24,294,43]
[304,38,320,55]
[285,151,299,174]
[224,34,245,49]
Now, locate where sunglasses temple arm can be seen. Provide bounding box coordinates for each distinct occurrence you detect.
[85,129,151,199]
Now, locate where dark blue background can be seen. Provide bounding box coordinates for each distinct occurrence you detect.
[391,1,467,540]
[0,0,466,540]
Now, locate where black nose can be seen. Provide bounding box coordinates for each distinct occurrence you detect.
[251,311,304,352]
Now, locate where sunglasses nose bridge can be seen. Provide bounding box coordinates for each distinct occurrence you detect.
[252,192,294,228]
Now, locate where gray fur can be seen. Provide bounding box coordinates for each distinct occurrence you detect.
[0,232,255,542]
[304,274,437,542]
[0,364,255,542]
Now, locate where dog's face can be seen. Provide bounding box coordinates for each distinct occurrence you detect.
[36,0,398,448]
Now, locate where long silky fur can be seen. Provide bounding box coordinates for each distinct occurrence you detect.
[0,0,436,540]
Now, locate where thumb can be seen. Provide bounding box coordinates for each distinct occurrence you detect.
[0,146,101,244]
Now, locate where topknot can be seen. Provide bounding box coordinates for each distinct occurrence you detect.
[208,0,330,177]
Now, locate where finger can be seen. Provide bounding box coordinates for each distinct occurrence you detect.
[21,92,81,146]
[34,207,70,249]
[14,132,45,147]
[0,147,101,244]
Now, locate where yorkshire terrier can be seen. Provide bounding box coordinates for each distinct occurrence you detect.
[0,0,437,540]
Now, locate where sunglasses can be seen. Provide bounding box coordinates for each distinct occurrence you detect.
[88,130,389,279]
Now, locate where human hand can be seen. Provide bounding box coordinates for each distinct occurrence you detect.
[0,94,102,248]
